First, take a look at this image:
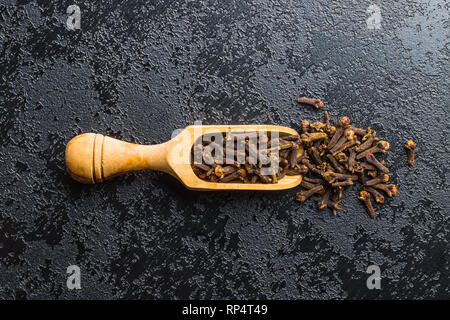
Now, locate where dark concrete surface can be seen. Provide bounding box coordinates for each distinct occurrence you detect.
[0,0,449,299]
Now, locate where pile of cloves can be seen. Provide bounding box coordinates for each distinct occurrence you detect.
[295,111,397,218]
[191,131,307,184]
[191,99,403,218]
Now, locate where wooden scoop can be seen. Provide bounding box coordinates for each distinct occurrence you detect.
[65,125,303,190]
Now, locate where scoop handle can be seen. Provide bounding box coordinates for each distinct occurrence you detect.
[65,133,168,184]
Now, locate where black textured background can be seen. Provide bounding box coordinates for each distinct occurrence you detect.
[0,0,449,300]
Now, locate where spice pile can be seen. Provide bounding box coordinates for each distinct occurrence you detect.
[294,111,397,218]
[191,132,306,184]
[191,96,412,218]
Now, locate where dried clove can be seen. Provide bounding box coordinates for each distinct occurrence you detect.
[326,154,345,173]
[365,153,389,174]
[303,177,325,184]
[329,129,354,154]
[372,183,398,197]
[328,116,350,150]
[331,178,354,188]
[300,180,321,189]
[365,174,389,186]
[324,111,331,131]
[296,185,325,202]
[194,163,212,172]
[220,168,247,183]
[329,172,359,181]
[356,141,390,160]
[301,132,328,144]
[404,140,416,166]
[297,97,324,109]
[349,126,367,136]
[300,120,310,134]
[359,161,376,171]
[355,130,378,153]
[358,190,376,219]
[347,148,358,173]
[315,188,342,213]
[363,186,385,204]
[309,146,323,165]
